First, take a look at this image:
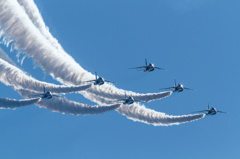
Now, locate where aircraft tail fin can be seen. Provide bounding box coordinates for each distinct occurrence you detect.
[174,79,176,87]
[95,71,97,80]
[145,58,147,66]
[207,102,209,110]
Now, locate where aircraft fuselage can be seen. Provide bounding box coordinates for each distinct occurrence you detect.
[206,107,217,115]
[144,63,155,72]
[174,84,184,92]
[94,77,104,85]
[42,91,52,99]
[123,96,134,105]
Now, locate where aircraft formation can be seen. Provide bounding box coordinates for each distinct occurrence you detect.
[0,0,226,126]
[30,58,226,116]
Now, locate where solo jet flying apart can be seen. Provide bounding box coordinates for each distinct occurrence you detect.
[33,86,61,99]
[117,92,139,105]
[158,79,195,92]
[83,72,116,85]
[129,58,166,72]
[192,102,227,115]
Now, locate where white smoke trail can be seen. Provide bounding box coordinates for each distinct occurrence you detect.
[17,89,121,115]
[118,104,205,126]
[0,47,16,66]
[0,96,41,109]
[0,58,92,94]
[0,0,205,125]
[0,49,121,115]
[16,0,64,53]
[0,47,43,110]
[0,0,171,102]
[14,0,175,104]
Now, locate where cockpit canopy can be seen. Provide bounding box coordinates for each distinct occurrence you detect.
[149,63,154,67]
[212,107,217,112]
[127,96,133,100]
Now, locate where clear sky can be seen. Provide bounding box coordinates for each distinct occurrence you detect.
[0,0,239,158]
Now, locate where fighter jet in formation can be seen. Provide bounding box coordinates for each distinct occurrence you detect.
[158,79,195,92]
[33,86,61,99]
[117,92,139,105]
[83,72,116,85]
[129,58,166,72]
[192,102,227,115]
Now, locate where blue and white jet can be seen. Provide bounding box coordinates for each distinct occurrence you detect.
[117,92,139,105]
[83,72,116,85]
[158,79,195,92]
[33,86,61,99]
[192,102,227,115]
[129,58,166,72]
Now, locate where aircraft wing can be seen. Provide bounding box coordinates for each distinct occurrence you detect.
[52,94,62,97]
[30,94,45,97]
[134,99,141,102]
[81,80,96,83]
[217,110,228,114]
[129,66,146,69]
[105,80,117,84]
[154,67,167,71]
[158,87,175,90]
[184,87,196,91]
[191,110,208,113]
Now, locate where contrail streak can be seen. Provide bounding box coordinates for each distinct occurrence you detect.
[0,58,91,94]
[0,0,171,102]
[0,47,16,66]
[118,104,205,126]
[0,0,205,125]
[17,89,121,115]
[16,0,65,53]
[0,97,41,109]
[14,0,174,104]
[0,51,121,115]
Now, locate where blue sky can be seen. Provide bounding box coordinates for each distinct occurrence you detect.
[0,0,239,158]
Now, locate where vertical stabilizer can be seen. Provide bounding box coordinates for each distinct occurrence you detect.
[95,71,97,80]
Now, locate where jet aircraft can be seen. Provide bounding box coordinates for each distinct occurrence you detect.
[83,72,116,85]
[129,58,166,72]
[158,79,195,92]
[117,92,139,105]
[33,86,61,99]
[192,102,227,115]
